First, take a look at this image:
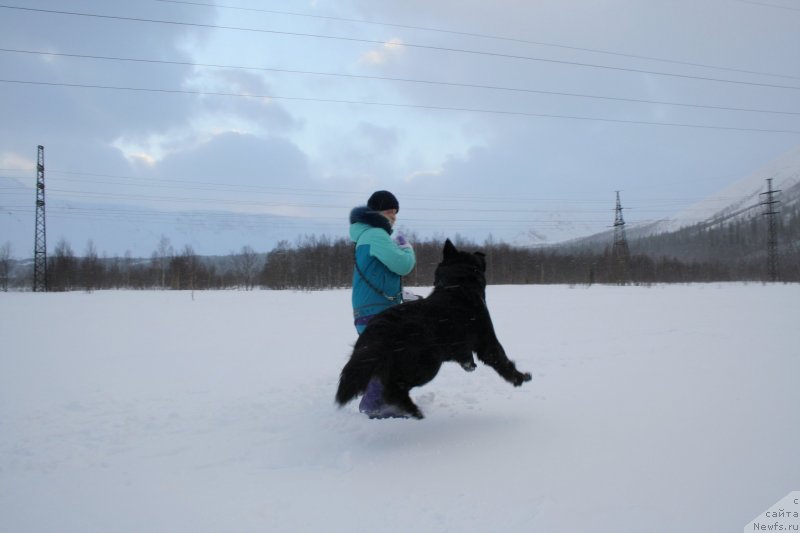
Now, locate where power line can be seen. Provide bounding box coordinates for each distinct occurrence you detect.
[1,187,732,216]
[155,0,800,82]
[1,168,363,198]
[0,165,775,205]
[2,4,800,91]
[4,47,800,117]
[0,192,747,217]
[0,171,780,208]
[19,186,624,215]
[3,78,800,134]
[2,180,713,230]
[6,175,699,217]
[2,170,611,205]
[2,205,614,228]
[734,0,800,12]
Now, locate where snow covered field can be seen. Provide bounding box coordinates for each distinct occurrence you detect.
[1,284,798,533]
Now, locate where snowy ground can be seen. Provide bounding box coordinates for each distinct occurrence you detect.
[1,284,798,533]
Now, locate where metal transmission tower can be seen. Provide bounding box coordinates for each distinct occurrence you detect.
[611,191,630,284]
[759,178,781,282]
[33,145,47,292]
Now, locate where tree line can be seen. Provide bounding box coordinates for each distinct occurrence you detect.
[4,229,787,293]
[1,236,264,292]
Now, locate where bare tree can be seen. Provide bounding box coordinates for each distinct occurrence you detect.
[152,235,173,289]
[0,241,12,291]
[262,240,292,289]
[80,239,102,292]
[167,244,203,292]
[230,245,261,290]
[123,250,133,288]
[48,238,77,291]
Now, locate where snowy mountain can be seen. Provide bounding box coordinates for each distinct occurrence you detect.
[560,144,800,256]
[656,144,800,233]
[514,144,800,251]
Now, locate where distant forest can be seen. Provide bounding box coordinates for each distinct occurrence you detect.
[2,215,798,291]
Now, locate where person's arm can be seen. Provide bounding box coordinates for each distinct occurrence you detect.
[362,228,416,275]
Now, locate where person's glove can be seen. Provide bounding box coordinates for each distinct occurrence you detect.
[393,232,412,249]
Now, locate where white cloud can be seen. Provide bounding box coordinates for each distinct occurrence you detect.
[359,38,405,66]
[127,152,157,168]
[404,168,443,183]
[0,151,35,171]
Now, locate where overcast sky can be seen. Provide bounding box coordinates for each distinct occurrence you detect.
[1,0,799,257]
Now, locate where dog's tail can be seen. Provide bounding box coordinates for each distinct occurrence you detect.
[335,345,378,406]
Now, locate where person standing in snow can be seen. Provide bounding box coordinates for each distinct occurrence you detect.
[349,190,416,418]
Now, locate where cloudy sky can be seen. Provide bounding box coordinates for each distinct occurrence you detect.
[1,0,799,257]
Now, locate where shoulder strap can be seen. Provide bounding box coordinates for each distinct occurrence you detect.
[353,244,403,303]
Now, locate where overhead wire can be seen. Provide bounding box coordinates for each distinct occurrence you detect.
[2,5,799,134]
[0,207,717,243]
[1,205,616,228]
[0,184,751,227]
[733,0,800,12]
[2,48,799,117]
[10,185,622,215]
[2,4,800,91]
[3,78,800,134]
[0,171,766,207]
[1,171,749,236]
[154,0,800,81]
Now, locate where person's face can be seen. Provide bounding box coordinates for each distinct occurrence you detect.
[381,209,397,226]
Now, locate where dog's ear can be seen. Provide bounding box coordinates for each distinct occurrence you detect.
[443,238,458,259]
[473,251,486,271]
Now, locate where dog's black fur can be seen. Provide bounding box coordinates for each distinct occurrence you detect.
[336,239,532,419]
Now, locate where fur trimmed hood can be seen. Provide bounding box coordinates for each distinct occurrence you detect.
[349,205,393,234]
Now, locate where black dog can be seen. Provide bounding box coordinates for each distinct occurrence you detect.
[336,239,532,419]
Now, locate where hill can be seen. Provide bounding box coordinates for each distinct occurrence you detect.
[559,145,800,280]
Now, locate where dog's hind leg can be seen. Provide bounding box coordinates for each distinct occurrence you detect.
[381,382,424,419]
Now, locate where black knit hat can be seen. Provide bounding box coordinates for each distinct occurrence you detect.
[367,190,399,212]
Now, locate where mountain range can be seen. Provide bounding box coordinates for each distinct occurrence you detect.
[560,144,800,272]
[656,143,800,233]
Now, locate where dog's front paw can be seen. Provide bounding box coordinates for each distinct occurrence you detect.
[460,361,477,372]
[512,372,532,387]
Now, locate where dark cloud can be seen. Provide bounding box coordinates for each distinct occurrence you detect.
[192,69,300,132]
[0,1,214,146]
[152,131,312,186]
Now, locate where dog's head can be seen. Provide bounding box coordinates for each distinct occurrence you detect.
[433,239,487,291]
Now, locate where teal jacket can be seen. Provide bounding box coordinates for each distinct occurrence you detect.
[350,206,416,326]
